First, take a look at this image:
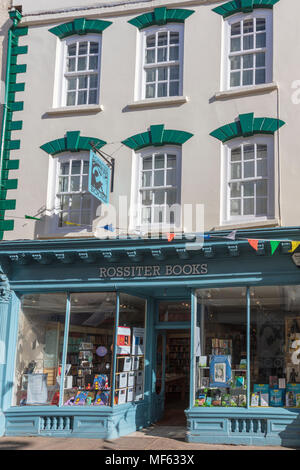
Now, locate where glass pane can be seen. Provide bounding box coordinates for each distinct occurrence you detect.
[243,54,253,69]
[70,194,81,210]
[230,182,241,197]
[13,293,67,406]
[244,198,254,215]
[89,74,98,88]
[158,32,168,46]
[244,161,255,178]
[256,33,266,48]
[195,288,247,408]
[146,84,155,98]
[169,81,179,96]
[66,92,76,106]
[62,293,116,406]
[166,188,177,205]
[146,34,155,48]
[154,154,164,169]
[243,181,254,197]
[88,89,97,104]
[243,69,253,86]
[230,71,240,87]
[115,294,146,405]
[230,56,241,70]
[167,155,176,168]
[82,175,88,191]
[67,58,76,72]
[230,37,241,52]
[256,52,266,67]
[71,161,81,174]
[244,145,254,160]
[78,56,87,71]
[68,44,77,56]
[255,69,266,85]
[158,67,168,81]
[78,76,88,89]
[170,65,179,80]
[78,90,87,105]
[154,170,164,186]
[157,82,167,97]
[82,194,92,209]
[79,42,88,55]
[141,207,151,223]
[83,161,89,174]
[70,176,80,191]
[154,189,165,205]
[169,46,179,61]
[59,176,68,192]
[257,159,268,177]
[67,77,76,90]
[146,68,156,83]
[243,35,254,50]
[257,144,267,159]
[146,49,155,64]
[143,157,152,170]
[170,32,179,44]
[157,47,167,62]
[256,179,268,197]
[231,148,241,162]
[231,22,241,36]
[159,300,190,322]
[256,198,267,215]
[153,206,164,223]
[230,199,241,215]
[256,18,266,31]
[243,19,254,34]
[60,162,69,175]
[167,169,176,186]
[90,42,99,54]
[141,190,152,205]
[89,56,98,71]
[59,195,70,211]
[142,171,152,187]
[231,162,241,179]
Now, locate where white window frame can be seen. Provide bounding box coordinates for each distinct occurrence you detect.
[54,34,102,108]
[221,135,274,225]
[46,153,98,234]
[130,146,182,231]
[136,24,184,101]
[222,10,273,91]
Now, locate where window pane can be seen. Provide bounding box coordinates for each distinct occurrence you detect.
[68,44,77,56]
[244,145,254,160]
[146,84,155,98]
[146,34,155,48]
[231,22,241,36]
[158,32,168,46]
[157,82,167,97]
[82,194,92,209]
[167,169,176,186]
[143,157,152,170]
[243,19,254,34]
[89,56,98,70]
[257,159,268,177]
[230,56,241,70]
[256,52,265,67]
[71,194,81,210]
[255,69,266,85]
[243,69,253,86]
[146,68,156,83]
[78,75,88,89]
[154,170,164,186]
[78,90,87,105]
[169,81,179,96]
[167,188,177,205]
[89,74,98,88]
[257,144,267,159]
[231,148,241,161]
[230,199,241,215]
[154,206,164,223]
[70,176,80,191]
[230,37,241,52]
[243,35,254,50]
[67,77,77,90]
[170,32,179,44]
[146,49,155,64]
[230,71,240,87]
[167,155,176,168]
[90,42,99,54]
[169,46,179,61]
[154,154,164,169]
[157,47,167,62]
[142,207,151,223]
[78,56,87,71]
[141,190,152,205]
[231,162,242,179]
[243,54,253,69]
[81,211,91,226]
[66,92,76,106]
[71,161,81,174]
[154,189,165,204]
[244,198,254,215]
[256,33,266,48]
[82,175,88,191]
[230,182,241,197]
[59,195,70,211]
[60,162,69,175]
[170,65,179,80]
[256,198,267,215]
[88,89,97,104]
[12,293,67,407]
[256,18,266,31]
[158,67,168,81]
[243,181,254,197]
[256,180,268,197]
[79,42,88,55]
[142,171,152,187]
[59,176,68,192]
[67,58,76,72]
[244,161,255,178]
[83,161,89,174]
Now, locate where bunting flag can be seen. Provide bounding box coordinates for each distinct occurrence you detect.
[102,224,115,232]
[224,230,237,241]
[270,240,280,255]
[248,239,259,251]
[64,221,81,226]
[167,233,175,242]
[288,241,300,253]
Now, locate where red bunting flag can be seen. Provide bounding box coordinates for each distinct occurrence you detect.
[167,233,175,242]
[248,239,259,251]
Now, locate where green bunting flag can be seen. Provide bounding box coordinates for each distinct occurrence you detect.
[270,240,280,255]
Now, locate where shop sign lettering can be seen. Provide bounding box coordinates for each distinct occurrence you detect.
[99,263,208,279]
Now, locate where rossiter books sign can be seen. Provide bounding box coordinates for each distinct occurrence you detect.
[99,263,208,279]
[89,150,111,204]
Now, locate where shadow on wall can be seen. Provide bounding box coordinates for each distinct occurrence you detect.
[279,412,300,449]
[0,439,31,450]
[0,18,12,131]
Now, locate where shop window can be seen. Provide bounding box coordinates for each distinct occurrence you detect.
[223,136,274,224]
[138,25,184,100]
[58,36,101,107]
[250,285,300,408]
[194,288,247,407]
[159,300,190,322]
[62,293,116,406]
[223,11,272,90]
[13,293,68,406]
[114,294,146,405]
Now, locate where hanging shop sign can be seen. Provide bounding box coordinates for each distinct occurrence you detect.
[99,263,208,279]
[88,150,111,204]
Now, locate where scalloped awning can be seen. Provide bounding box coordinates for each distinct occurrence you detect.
[122,124,193,151]
[40,131,106,155]
[210,113,285,143]
[212,0,280,19]
[49,18,112,39]
[128,7,194,30]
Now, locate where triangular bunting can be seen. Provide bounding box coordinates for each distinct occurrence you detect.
[167,233,175,242]
[225,230,237,241]
[248,239,259,251]
[270,240,280,256]
[288,241,300,253]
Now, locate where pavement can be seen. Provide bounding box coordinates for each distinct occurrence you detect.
[0,426,296,450]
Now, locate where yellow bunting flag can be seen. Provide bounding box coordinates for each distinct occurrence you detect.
[288,241,300,253]
[64,221,81,227]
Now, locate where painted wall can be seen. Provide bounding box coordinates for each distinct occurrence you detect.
[0,0,12,134]
[2,0,299,240]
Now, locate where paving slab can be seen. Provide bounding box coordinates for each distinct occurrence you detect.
[0,426,296,450]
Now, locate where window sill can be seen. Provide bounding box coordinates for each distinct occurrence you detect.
[45,104,104,116]
[213,82,278,101]
[213,218,280,231]
[126,96,189,110]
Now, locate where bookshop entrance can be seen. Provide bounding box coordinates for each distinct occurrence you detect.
[153,300,191,426]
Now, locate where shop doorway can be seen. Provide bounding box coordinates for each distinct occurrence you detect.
[154,329,190,426]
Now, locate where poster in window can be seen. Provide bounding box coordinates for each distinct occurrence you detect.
[209,355,231,388]
[132,328,145,355]
[116,327,131,355]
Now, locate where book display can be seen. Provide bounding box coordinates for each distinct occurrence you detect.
[165,334,190,400]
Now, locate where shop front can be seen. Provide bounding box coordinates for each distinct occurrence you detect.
[1,228,300,446]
